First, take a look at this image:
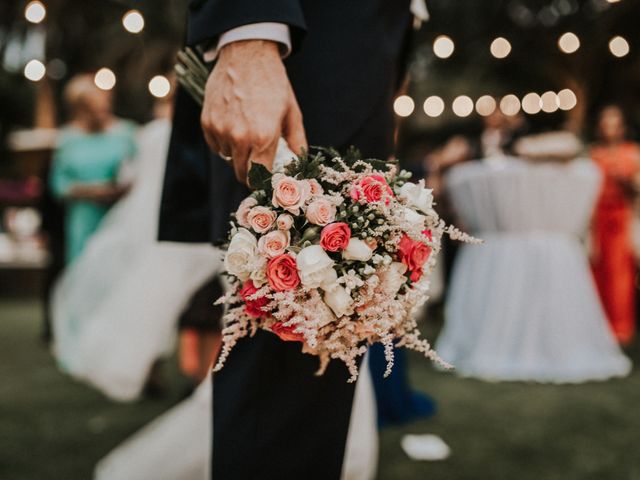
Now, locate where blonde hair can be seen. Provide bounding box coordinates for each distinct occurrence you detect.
[63,74,100,113]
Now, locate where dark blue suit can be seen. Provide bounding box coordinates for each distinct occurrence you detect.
[158,1,414,478]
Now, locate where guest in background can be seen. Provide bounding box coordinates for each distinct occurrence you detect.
[591,105,640,345]
[50,74,136,263]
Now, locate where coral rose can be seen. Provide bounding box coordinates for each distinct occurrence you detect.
[306,198,336,226]
[271,322,304,342]
[350,175,394,203]
[239,280,268,318]
[320,222,351,252]
[247,206,276,234]
[266,254,300,291]
[397,234,432,282]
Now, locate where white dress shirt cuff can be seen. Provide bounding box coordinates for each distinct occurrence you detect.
[203,23,292,62]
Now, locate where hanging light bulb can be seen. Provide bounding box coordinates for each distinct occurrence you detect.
[433,35,455,59]
[122,10,145,34]
[393,95,415,117]
[423,96,445,117]
[25,1,46,24]
[94,68,116,90]
[24,60,46,82]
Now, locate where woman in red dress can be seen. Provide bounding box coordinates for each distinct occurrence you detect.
[591,105,640,345]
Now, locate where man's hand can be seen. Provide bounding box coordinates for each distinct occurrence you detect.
[200,40,307,183]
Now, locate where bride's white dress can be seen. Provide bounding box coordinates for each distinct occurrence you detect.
[52,119,222,401]
[94,357,378,480]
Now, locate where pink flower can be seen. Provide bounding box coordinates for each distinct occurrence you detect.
[320,223,351,252]
[397,234,432,282]
[277,214,294,230]
[266,254,300,291]
[306,179,323,196]
[350,175,394,203]
[271,173,310,214]
[239,280,268,318]
[422,229,433,242]
[236,197,258,228]
[271,322,304,342]
[306,198,336,226]
[247,206,276,234]
[258,230,290,258]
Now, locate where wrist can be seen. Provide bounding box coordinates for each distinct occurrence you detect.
[218,39,281,62]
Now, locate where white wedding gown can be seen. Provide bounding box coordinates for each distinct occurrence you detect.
[52,119,222,401]
[95,358,378,480]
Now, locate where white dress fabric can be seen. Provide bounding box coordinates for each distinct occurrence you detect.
[52,119,222,401]
[95,357,378,480]
[436,157,632,383]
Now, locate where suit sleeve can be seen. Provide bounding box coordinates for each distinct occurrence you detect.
[187,0,306,53]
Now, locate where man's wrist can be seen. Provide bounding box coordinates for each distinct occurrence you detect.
[218,39,282,62]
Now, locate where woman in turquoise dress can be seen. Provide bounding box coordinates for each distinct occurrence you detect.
[50,74,136,263]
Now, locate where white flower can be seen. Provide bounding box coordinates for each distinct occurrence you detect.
[342,238,373,262]
[378,262,408,296]
[403,207,426,226]
[323,284,354,318]
[224,228,258,281]
[296,245,338,289]
[399,180,434,214]
[249,256,268,287]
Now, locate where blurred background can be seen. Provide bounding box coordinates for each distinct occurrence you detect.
[1,0,640,479]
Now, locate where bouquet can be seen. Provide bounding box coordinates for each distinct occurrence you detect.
[175,49,479,381]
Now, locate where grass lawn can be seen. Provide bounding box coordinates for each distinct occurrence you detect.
[1,298,639,480]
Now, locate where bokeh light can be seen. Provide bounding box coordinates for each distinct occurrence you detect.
[148,75,172,98]
[499,94,521,116]
[433,35,455,59]
[393,95,415,117]
[24,1,46,24]
[24,60,46,82]
[540,91,559,113]
[490,37,512,59]
[558,32,580,54]
[475,95,497,116]
[557,89,577,111]
[521,92,542,114]
[609,36,630,57]
[94,68,116,91]
[452,95,474,117]
[122,10,145,34]
[423,96,445,117]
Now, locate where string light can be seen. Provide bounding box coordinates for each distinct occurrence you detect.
[433,35,455,59]
[490,37,512,59]
[452,95,473,117]
[475,95,497,116]
[148,75,171,98]
[609,36,630,57]
[122,10,145,34]
[522,92,542,114]
[557,89,577,111]
[423,96,445,117]
[24,1,46,24]
[499,95,521,116]
[558,32,580,54]
[24,60,46,82]
[540,91,559,113]
[94,68,116,90]
[393,95,415,117]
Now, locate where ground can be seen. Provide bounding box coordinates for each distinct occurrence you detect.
[1,298,639,480]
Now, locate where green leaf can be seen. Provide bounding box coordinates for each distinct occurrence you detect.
[247,163,273,191]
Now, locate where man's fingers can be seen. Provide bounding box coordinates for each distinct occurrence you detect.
[282,102,307,155]
[248,136,279,174]
[231,141,251,184]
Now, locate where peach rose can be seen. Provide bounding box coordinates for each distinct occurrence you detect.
[271,173,310,214]
[350,175,394,203]
[306,198,336,226]
[320,222,351,252]
[397,234,432,282]
[277,213,294,230]
[258,230,290,258]
[247,206,276,234]
[306,179,323,196]
[240,280,268,318]
[271,322,304,342]
[236,197,258,228]
[266,254,300,291]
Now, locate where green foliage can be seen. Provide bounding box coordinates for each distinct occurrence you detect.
[247,162,273,193]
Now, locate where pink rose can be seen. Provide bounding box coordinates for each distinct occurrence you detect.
[236,197,258,228]
[306,198,336,226]
[306,179,323,196]
[320,223,351,252]
[239,280,268,318]
[397,234,432,282]
[271,322,304,342]
[350,175,394,203]
[258,230,290,258]
[247,206,276,234]
[271,174,310,214]
[277,214,294,230]
[266,254,300,291]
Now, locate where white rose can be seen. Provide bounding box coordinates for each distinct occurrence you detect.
[224,228,257,281]
[378,262,408,296]
[323,284,354,318]
[342,238,373,262]
[296,245,338,289]
[403,207,426,226]
[399,180,434,213]
[249,256,268,287]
